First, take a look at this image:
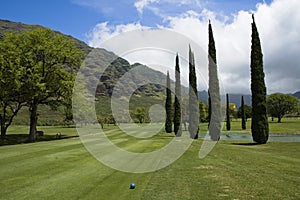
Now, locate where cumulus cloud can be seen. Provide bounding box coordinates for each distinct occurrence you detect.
[87,22,148,47]
[87,0,300,94]
[134,0,160,15]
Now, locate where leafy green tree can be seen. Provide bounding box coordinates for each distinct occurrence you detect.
[165,71,172,133]
[63,104,73,125]
[297,106,300,116]
[250,15,269,144]
[173,54,182,136]
[208,20,221,141]
[226,93,231,131]
[241,96,246,130]
[267,93,298,123]
[132,107,147,123]
[188,46,199,139]
[198,100,207,122]
[237,104,252,121]
[0,33,26,139]
[11,28,83,142]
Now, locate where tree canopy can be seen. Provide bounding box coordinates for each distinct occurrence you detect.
[0,28,84,142]
[267,93,298,123]
[0,33,26,139]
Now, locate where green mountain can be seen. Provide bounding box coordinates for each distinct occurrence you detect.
[0,19,168,99]
[1,19,170,123]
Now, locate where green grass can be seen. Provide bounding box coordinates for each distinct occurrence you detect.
[0,127,299,200]
[222,118,300,134]
[2,117,299,145]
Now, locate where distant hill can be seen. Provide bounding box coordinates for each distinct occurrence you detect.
[84,48,169,98]
[198,90,251,108]
[224,93,252,108]
[292,91,300,99]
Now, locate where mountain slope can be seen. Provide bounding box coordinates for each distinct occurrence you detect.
[82,48,168,98]
[198,90,252,108]
[0,19,169,99]
[292,91,300,99]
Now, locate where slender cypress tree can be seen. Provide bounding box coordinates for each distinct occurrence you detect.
[226,93,231,131]
[173,54,182,136]
[207,91,211,127]
[241,96,246,130]
[165,71,172,133]
[250,14,269,144]
[188,45,199,139]
[208,20,221,141]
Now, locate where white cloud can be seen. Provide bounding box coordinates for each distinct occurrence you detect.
[87,0,300,94]
[134,0,160,15]
[87,22,148,47]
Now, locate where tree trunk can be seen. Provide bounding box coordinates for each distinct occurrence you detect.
[28,103,38,142]
[277,117,282,123]
[1,123,7,140]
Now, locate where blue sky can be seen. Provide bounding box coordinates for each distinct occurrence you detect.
[1,0,271,42]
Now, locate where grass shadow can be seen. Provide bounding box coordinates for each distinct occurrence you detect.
[0,134,78,146]
[231,142,265,146]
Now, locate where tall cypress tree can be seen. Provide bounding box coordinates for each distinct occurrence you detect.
[241,96,246,130]
[188,45,199,139]
[165,71,172,133]
[207,91,211,128]
[208,20,221,141]
[173,54,182,136]
[226,93,231,131]
[250,14,269,144]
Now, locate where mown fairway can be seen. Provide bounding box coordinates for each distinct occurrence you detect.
[0,126,299,200]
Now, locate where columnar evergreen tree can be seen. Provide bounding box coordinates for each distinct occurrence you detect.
[208,20,221,141]
[173,54,182,136]
[241,96,246,130]
[250,14,269,144]
[226,93,231,131]
[165,71,172,133]
[207,91,211,127]
[188,45,199,139]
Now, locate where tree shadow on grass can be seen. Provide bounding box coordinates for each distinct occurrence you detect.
[0,134,78,146]
[231,142,265,146]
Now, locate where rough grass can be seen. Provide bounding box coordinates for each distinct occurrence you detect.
[0,127,299,200]
[222,118,300,134]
